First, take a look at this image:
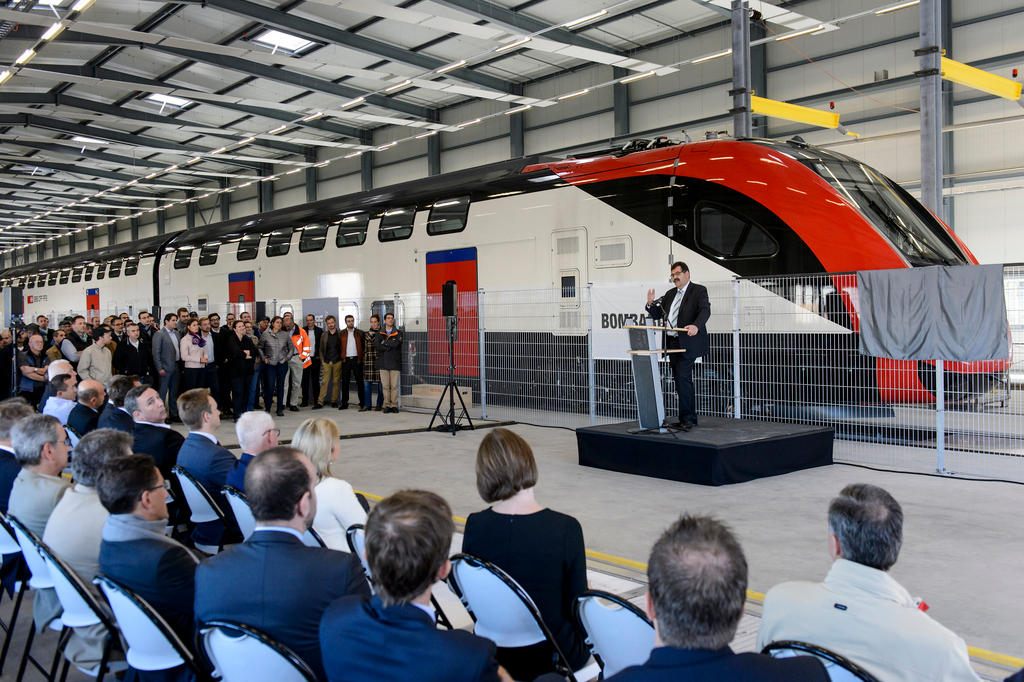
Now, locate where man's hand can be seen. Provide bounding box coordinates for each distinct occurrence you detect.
[647,288,656,305]
[685,325,698,336]
[158,369,166,376]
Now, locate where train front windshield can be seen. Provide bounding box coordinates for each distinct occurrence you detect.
[803,159,967,266]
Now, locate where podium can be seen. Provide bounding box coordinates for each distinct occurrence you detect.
[626,321,687,432]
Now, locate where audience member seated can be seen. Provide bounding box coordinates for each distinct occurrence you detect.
[321,490,516,682]
[42,373,78,428]
[9,414,72,631]
[127,384,183,478]
[39,359,76,413]
[462,428,590,680]
[98,375,138,433]
[43,428,131,672]
[195,446,370,681]
[756,483,980,682]
[97,454,199,647]
[225,411,278,493]
[609,515,827,681]
[292,418,366,551]
[67,379,106,441]
[0,398,33,512]
[175,388,238,548]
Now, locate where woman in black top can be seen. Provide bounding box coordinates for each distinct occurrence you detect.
[224,320,256,419]
[462,428,590,680]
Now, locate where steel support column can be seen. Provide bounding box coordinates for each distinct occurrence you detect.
[509,106,525,159]
[919,0,944,219]
[613,67,630,138]
[305,149,318,203]
[186,191,197,230]
[219,179,231,222]
[361,152,373,191]
[750,19,768,138]
[428,133,442,175]
[731,0,752,138]
[941,0,955,227]
[259,165,274,214]
[131,217,139,242]
[67,235,75,255]
[87,229,95,250]
[157,211,166,236]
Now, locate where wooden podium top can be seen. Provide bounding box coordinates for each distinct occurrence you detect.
[623,324,689,332]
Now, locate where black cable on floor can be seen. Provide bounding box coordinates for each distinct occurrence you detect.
[834,461,1024,486]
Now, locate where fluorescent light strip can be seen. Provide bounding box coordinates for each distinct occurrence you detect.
[558,89,590,100]
[301,112,324,122]
[456,118,482,128]
[341,97,365,108]
[415,130,438,138]
[875,0,919,14]
[70,0,96,11]
[495,37,531,53]
[620,70,655,84]
[377,141,397,150]
[563,9,608,29]
[15,49,36,66]
[41,22,65,41]
[692,49,732,64]
[385,79,412,92]
[269,125,289,134]
[504,105,533,115]
[344,151,362,158]
[775,25,827,41]
[0,70,11,85]
[437,60,466,74]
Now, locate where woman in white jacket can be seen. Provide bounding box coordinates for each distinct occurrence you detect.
[291,417,366,551]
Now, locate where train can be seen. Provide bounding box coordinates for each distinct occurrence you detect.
[0,135,1009,418]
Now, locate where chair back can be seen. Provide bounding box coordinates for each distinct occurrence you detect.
[575,590,654,677]
[200,621,317,682]
[345,524,370,576]
[172,466,224,524]
[6,515,54,590]
[94,575,195,672]
[302,528,326,548]
[222,487,255,540]
[35,540,112,631]
[0,512,22,555]
[763,641,881,682]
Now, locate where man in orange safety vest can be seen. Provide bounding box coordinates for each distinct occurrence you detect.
[283,312,310,411]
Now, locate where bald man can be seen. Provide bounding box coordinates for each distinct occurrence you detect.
[67,380,106,442]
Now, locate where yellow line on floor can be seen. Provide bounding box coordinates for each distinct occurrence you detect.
[968,646,1024,668]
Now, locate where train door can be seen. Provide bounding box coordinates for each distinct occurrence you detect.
[425,248,479,377]
[551,227,588,332]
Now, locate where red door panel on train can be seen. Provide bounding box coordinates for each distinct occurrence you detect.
[426,248,479,377]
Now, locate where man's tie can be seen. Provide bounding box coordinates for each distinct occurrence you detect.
[668,292,682,335]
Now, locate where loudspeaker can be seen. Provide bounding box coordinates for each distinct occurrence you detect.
[4,287,23,317]
[442,280,457,317]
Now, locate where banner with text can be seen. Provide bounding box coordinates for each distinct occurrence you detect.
[591,282,663,360]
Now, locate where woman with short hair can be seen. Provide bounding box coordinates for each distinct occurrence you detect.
[291,417,366,551]
[179,318,208,391]
[462,428,590,680]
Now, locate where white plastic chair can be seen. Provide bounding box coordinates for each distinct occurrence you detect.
[345,524,371,577]
[94,575,199,676]
[172,465,225,553]
[0,513,26,675]
[763,641,881,681]
[302,528,326,548]
[200,620,317,682]
[448,553,578,681]
[222,486,256,540]
[575,590,654,677]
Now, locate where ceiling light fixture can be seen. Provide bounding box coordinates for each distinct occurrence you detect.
[268,125,289,134]
[41,22,65,41]
[437,60,466,74]
[301,112,324,122]
[385,79,412,93]
[344,151,362,158]
[692,49,732,64]
[563,9,608,29]
[558,89,590,100]
[495,37,531,53]
[415,130,438,138]
[775,25,827,41]
[620,70,655,84]
[0,70,12,85]
[70,0,96,11]
[71,135,104,145]
[504,104,533,115]
[341,97,365,108]
[377,141,398,151]
[875,0,919,15]
[14,49,36,66]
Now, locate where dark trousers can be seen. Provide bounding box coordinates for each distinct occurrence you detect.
[340,358,364,407]
[204,364,221,405]
[158,368,179,417]
[231,373,250,417]
[182,367,205,391]
[217,364,232,414]
[301,358,320,405]
[263,363,289,413]
[667,335,698,424]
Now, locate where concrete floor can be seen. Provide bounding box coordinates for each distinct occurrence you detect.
[204,405,1024,661]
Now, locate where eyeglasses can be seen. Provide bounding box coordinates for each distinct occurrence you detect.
[264,428,281,437]
[146,480,171,493]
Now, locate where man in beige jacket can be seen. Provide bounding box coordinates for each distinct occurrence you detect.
[77,325,113,387]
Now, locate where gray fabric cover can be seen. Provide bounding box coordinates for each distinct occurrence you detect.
[857,264,1008,361]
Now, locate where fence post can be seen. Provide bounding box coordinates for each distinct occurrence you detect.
[587,284,596,426]
[394,293,402,410]
[732,277,741,420]
[478,289,487,420]
[935,359,945,472]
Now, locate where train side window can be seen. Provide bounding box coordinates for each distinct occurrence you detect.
[696,203,778,259]
[124,257,139,276]
[336,214,369,248]
[71,268,82,283]
[561,273,577,299]
[26,276,34,289]
[108,260,122,278]
[84,266,93,282]
[59,270,70,285]
[237,233,261,261]
[48,272,58,286]
[378,207,414,242]
[199,243,219,266]
[427,196,470,235]
[266,227,293,257]
[173,247,193,269]
[299,224,328,252]
[96,266,104,280]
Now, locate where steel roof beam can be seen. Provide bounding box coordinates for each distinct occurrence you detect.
[7,140,167,169]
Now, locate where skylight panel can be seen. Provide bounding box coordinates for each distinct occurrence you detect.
[145,93,193,108]
[252,29,315,55]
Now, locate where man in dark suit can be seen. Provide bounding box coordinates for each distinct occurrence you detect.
[301,314,324,408]
[112,322,152,383]
[175,388,237,549]
[645,261,711,430]
[67,379,105,440]
[97,453,199,646]
[152,313,181,421]
[98,376,137,433]
[127,385,183,479]
[606,515,827,682]
[320,490,513,682]
[0,399,34,594]
[195,447,370,681]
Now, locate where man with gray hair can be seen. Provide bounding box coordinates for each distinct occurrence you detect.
[43,428,131,671]
[608,515,827,681]
[224,411,278,493]
[757,484,979,681]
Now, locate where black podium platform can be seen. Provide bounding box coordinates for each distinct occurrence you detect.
[576,417,833,486]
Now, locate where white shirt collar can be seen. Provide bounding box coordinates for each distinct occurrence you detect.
[118,406,132,415]
[253,526,305,542]
[189,431,218,445]
[412,602,436,622]
[136,419,170,429]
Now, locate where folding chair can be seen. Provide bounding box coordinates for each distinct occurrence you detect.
[221,487,255,541]
[762,640,882,682]
[302,528,326,548]
[199,620,317,682]
[7,514,69,682]
[94,575,202,679]
[448,553,578,680]
[574,590,654,678]
[35,539,122,681]
[0,513,27,675]
[172,465,226,554]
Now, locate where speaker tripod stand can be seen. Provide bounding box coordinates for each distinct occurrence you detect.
[429,315,474,435]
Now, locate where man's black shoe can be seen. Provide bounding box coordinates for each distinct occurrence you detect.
[339,404,349,410]
[358,406,369,412]
[312,403,323,410]
[276,410,284,417]
[288,405,300,412]
[299,401,308,408]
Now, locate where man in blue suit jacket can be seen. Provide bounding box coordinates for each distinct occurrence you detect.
[126,385,183,478]
[175,389,238,548]
[195,447,370,681]
[320,490,511,682]
[66,379,105,440]
[97,376,137,434]
[606,515,827,682]
[224,411,279,493]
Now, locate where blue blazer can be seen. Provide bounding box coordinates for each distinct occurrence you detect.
[67,403,99,439]
[320,595,503,682]
[176,433,237,546]
[223,453,254,493]
[97,404,134,433]
[606,646,828,682]
[195,530,370,681]
[0,446,20,513]
[99,537,198,644]
[132,423,184,478]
